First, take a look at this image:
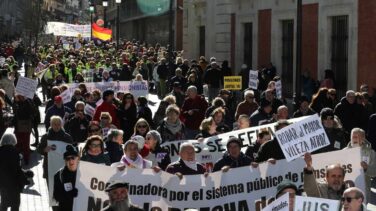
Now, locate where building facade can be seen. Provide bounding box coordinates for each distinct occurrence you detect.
[182,0,376,96]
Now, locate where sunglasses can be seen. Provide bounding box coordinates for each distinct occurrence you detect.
[65,156,76,161]
[137,125,148,128]
[89,143,101,148]
[341,197,358,203]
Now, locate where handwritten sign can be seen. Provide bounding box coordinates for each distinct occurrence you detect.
[275,115,330,162]
[15,76,38,99]
[249,70,258,89]
[224,76,242,90]
[275,80,282,99]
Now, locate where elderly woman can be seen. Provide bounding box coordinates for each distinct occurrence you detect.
[144,131,171,170]
[81,135,111,166]
[119,140,152,169]
[344,128,376,201]
[0,133,30,211]
[105,129,124,164]
[157,104,185,143]
[153,95,176,126]
[195,117,218,139]
[100,112,117,137]
[38,116,73,180]
[133,118,150,138]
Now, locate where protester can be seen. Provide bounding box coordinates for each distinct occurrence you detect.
[45,95,72,130]
[53,145,79,211]
[105,129,124,164]
[195,117,218,139]
[81,135,111,166]
[368,113,376,151]
[64,101,90,143]
[275,180,298,211]
[101,181,144,211]
[157,104,185,142]
[153,95,176,126]
[340,187,367,211]
[250,99,273,126]
[234,114,250,130]
[144,130,171,170]
[117,93,137,141]
[93,89,120,127]
[292,96,316,118]
[245,129,271,160]
[133,118,150,138]
[99,112,117,137]
[235,90,259,120]
[166,143,206,176]
[119,140,152,169]
[303,152,346,199]
[137,96,153,128]
[213,137,255,172]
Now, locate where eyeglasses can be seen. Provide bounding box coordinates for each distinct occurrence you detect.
[341,197,358,203]
[65,156,76,161]
[89,143,101,148]
[137,125,148,128]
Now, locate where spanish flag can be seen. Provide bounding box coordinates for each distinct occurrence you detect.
[92,23,112,41]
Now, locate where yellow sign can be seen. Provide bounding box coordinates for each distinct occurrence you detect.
[224,76,242,90]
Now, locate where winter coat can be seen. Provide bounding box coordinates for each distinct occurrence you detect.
[44,104,72,129]
[250,108,273,126]
[166,159,206,175]
[204,67,223,88]
[144,145,171,170]
[137,105,153,128]
[0,145,28,191]
[181,95,208,130]
[81,152,111,166]
[213,152,252,172]
[157,120,186,143]
[64,113,90,143]
[235,100,259,120]
[38,128,73,178]
[255,138,285,163]
[106,141,123,164]
[93,101,120,128]
[13,99,34,133]
[117,104,137,141]
[334,97,365,133]
[53,167,77,211]
[313,127,348,154]
[153,101,169,126]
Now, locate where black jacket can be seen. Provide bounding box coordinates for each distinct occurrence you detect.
[64,113,90,143]
[213,152,252,172]
[106,141,123,164]
[53,167,77,211]
[157,120,186,143]
[334,97,365,132]
[166,159,206,175]
[38,128,73,178]
[146,145,171,170]
[313,127,348,154]
[0,145,28,191]
[117,105,137,141]
[255,138,285,163]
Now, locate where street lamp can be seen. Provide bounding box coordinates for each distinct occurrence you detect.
[89,5,95,40]
[102,0,108,28]
[116,0,121,49]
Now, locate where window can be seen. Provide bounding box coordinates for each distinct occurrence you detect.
[331,15,348,95]
[281,20,294,98]
[199,26,205,57]
[243,22,253,68]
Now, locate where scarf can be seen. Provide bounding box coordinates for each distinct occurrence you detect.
[183,160,198,171]
[121,154,146,169]
[164,118,182,135]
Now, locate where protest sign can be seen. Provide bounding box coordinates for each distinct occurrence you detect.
[262,192,289,211]
[15,76,38,99]
[249,70,258,89]
[129,80,149,99]
[67,81,130,95]
[73,148,365,211]
[45,22,91,38]
[84,104,96,117]
[47,140,70,206]
[275,81,282,99]
[0,57,5,66]
[59,89,72,104]
[161,116,307,170]
[224,76,242,90]
[275,115,330,162]
[294,196,339,211]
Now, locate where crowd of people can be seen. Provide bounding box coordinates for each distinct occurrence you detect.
[0,38,376,211]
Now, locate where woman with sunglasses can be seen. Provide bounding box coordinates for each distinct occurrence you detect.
[117,93,137,141]
[133,118,150,138]
[81,135,111,166]
[99,112,117,137]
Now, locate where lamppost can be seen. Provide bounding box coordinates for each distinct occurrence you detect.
[102,0,108,28]
[116,0,121,49]
[89,5,95,40]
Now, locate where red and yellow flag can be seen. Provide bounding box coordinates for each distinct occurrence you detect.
[92,23,112,41]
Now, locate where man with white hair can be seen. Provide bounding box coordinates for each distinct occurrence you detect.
[235,90,259,120]
[101,181,144,211]
[334,90,364,133]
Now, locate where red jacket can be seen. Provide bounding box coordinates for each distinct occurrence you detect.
[181,95,208,130]
[93,101,120,128]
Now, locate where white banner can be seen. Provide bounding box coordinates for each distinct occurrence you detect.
[294,196,339,211]
[275,115,330,162]
[73,148,365,211]
[15,76,38,99]
[161,116,307,171]
[275,81,282,99]
[249,70,258,90]
[129,80,149,99]
[48,140,70,206]
[262,192,289,211]
[45,22,91,38]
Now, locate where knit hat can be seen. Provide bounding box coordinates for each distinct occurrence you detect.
[146,130,162,144]
[102,89,114,100]
[63,145,79,159]
[276,179,298,197]
[226,137,242,148]
[320,108,334,120]
[130,135,145,150]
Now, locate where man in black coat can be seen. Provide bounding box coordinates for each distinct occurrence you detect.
[213,137,254,172]
[53,145,79,211]
[334,90,364,133]
[101,181,144,211]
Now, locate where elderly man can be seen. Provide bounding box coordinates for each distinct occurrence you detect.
[213,137,255,172]
[204,61,223,102]
[340,187,367,211]
[166,143,206,177]
[101,181,144,211]
[344,128,376,201]
[334,90,364,133]
[303,152,346,199]
[181,86,208,139]
[235,90,259,120]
